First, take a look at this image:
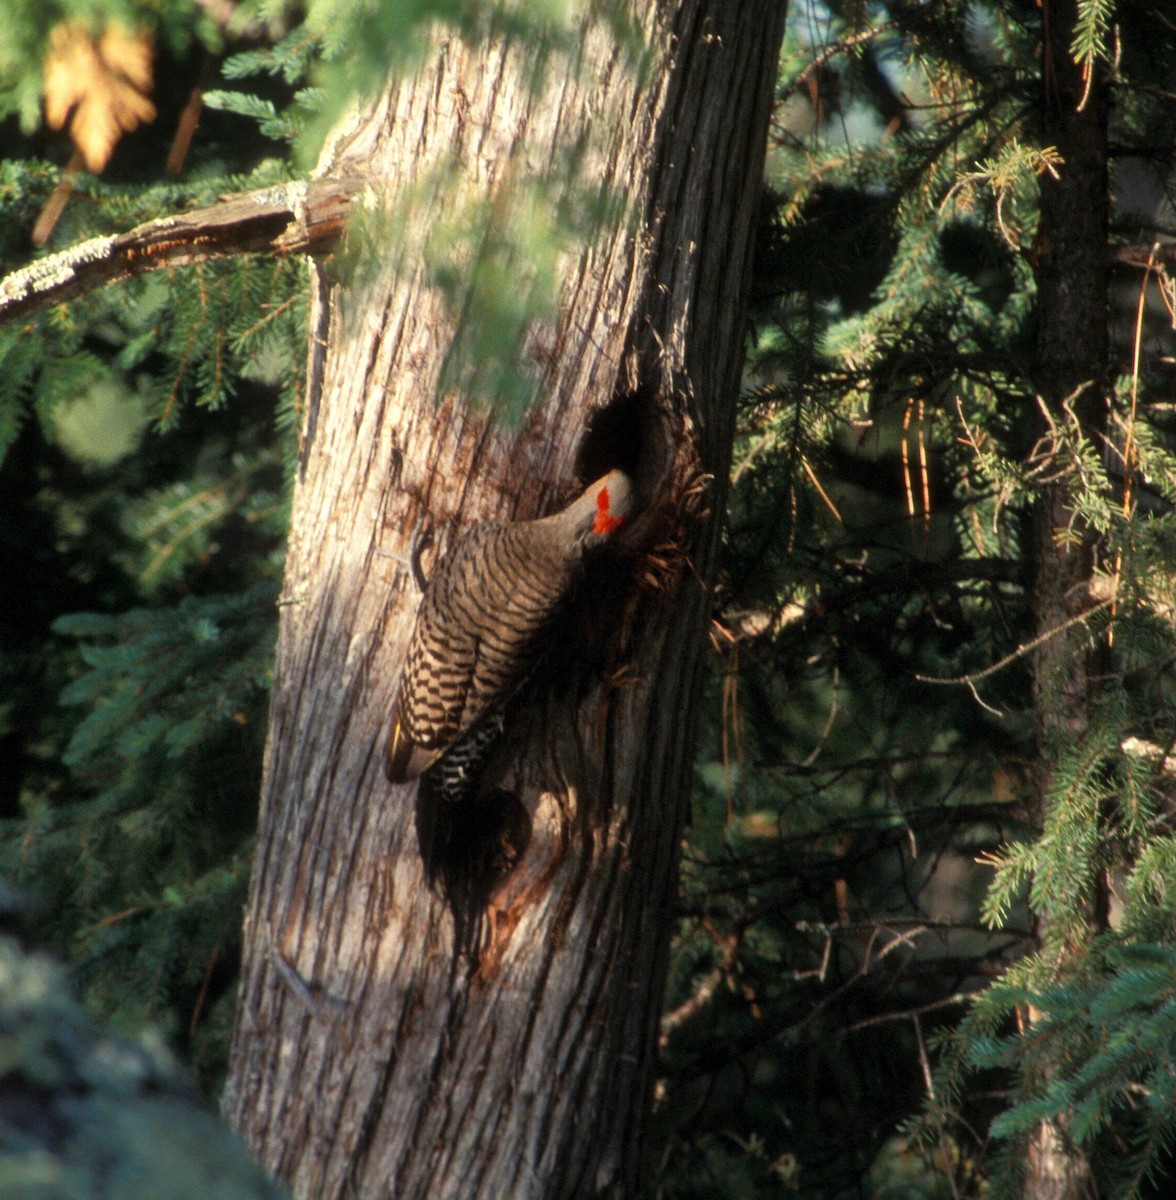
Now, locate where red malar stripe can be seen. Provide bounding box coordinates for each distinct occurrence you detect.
[593,485,625,535]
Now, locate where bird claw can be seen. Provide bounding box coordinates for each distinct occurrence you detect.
[408,513,435,593]
[377,510,435,593]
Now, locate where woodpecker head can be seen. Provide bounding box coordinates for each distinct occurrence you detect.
[568,469,634,547]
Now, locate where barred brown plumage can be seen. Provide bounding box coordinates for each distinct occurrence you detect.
[386,469,634,794]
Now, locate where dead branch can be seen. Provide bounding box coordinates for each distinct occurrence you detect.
[0,175,359,325]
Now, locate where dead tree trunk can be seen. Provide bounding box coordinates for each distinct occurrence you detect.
[223,4,787,1198]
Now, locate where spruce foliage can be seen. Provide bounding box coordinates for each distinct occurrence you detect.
[658,1,1176,1196]
[0,0,305,1086]
[4,0,1176,1195]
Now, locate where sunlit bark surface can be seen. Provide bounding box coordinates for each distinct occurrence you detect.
[224,5,786,1197]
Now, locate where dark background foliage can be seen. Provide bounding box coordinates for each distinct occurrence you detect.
[3,1,1176,1196]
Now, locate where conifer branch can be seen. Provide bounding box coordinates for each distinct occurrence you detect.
[0,176,359,325]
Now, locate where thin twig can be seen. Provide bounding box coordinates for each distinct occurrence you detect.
[916,598,1113,688]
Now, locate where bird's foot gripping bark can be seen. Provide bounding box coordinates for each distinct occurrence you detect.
[374,511,435,593]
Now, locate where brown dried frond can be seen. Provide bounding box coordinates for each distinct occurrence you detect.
[44,21,156,173]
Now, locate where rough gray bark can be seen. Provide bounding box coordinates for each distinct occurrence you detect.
[223,4,786,1198]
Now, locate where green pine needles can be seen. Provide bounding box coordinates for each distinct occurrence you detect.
[661,1,1176,1196]
[4,0,1176,1193]
[0,1,307,1089]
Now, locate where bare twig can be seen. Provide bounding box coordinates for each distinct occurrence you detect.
[843,990,979,1034]
[660,919,746,1043]
[31,150,85,247]
[916,597,1113,689]
[1111,240,1176,269]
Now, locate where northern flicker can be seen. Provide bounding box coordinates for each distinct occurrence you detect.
[386,469,634,794]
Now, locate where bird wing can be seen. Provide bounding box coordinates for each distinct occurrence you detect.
[385,528,487,782]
